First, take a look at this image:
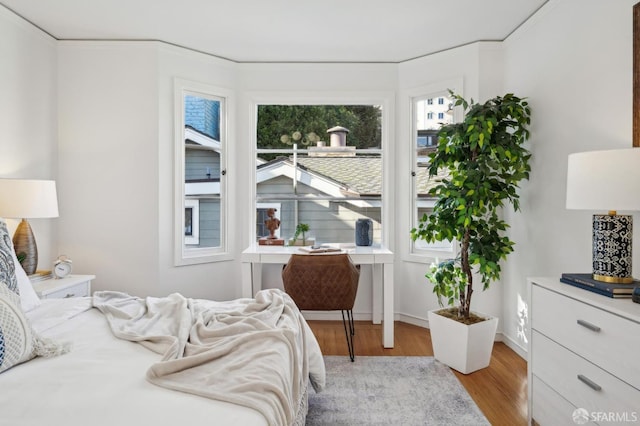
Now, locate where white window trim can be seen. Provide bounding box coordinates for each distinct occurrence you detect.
[184,199,200,245]
[247,91,394,248]
[403,79,462,263]
[174,78,234,265]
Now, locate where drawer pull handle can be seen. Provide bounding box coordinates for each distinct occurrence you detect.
[577,319,601,332]
[577,374,602,391]
[64,293,75,298]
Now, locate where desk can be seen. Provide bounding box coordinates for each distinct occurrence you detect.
[241,243,394,348]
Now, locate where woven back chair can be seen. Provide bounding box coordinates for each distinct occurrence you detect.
[282,253,360,361]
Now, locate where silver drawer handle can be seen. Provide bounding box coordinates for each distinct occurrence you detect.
[577,319,601,332]
[64,293,75,298]
[577,374,602,391]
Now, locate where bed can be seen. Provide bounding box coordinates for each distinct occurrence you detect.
[0,220,325,426]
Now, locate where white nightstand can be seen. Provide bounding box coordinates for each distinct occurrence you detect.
[31,274,95,299]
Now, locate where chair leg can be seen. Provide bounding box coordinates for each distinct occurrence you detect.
[341,310,355,362]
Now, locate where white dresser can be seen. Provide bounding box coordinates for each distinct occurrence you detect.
[528,277,640,426]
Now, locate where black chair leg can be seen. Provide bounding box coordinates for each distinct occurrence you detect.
[341,309,355,362]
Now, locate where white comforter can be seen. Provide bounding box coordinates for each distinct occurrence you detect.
[92,288,325,426]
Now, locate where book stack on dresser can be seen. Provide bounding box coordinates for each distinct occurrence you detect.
[560,273,638,298]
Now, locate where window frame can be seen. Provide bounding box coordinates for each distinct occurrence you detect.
[247,91,394,248]
[174,78,233,265]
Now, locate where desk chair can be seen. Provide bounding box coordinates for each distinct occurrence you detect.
[282,253,360,361]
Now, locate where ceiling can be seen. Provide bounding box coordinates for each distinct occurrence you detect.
[1,0,548,63]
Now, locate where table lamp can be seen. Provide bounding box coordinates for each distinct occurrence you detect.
[0,179,59,275]
[566,148,640,283]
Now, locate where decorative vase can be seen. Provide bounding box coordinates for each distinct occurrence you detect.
[428,309,498,374]
[355,218,373,246]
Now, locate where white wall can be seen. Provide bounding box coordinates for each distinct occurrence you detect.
[501,0,639,354]
[0,6,58,269]
[57,42,161,296]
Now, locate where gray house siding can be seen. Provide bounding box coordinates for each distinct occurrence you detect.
[198,199,220,247]
[185,149,220,181]
[257,175,381,244]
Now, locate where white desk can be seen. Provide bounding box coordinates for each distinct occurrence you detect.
[241,243,395,348]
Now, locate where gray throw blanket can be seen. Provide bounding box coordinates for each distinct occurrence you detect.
[93,289,325,426]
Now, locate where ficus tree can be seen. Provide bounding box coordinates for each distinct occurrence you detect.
[411,91,532,320]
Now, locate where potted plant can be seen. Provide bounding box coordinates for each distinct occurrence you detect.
[289,223,314,246]
[411,91,531,374]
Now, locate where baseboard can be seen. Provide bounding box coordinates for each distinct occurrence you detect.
[395,313,428,328]
[501,333,528,360]
[303,311,514,348]
[301,311,372,321]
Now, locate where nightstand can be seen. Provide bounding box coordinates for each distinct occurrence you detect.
[31,274,95,299]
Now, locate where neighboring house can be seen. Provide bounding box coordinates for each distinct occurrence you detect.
[255,153,442,244]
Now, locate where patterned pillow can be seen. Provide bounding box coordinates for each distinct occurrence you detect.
[0,218,42,311]
[0,280,36,373]
[0,220,18,294]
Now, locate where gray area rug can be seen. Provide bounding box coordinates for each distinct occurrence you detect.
[306,356,489,426]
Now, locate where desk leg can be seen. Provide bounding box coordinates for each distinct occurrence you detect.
[372,264,382,325]
[241,262,253,298]
[241,262,263,298]
[252,262,263,296]
[383,263,394,348]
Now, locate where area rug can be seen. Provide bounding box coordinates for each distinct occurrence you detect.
[306,356,489,426]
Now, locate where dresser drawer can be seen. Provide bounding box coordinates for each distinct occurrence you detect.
[532,330,640,418]
[42,281,90,299]
[531,375,597,426]
[531,285,640,389]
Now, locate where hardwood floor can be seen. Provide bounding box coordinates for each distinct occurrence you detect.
[307,320,528,426]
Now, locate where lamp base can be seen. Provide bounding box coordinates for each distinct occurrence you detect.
[592,214,633,284]
[12,218,38,275]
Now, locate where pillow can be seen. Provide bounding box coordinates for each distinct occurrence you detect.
[0,218,41,311]
[0,279,36,373]
[0,220,19,294]
[12,251,41,312]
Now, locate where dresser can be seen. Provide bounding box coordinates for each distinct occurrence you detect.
[528,277,640,426]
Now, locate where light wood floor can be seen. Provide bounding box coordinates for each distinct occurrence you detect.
[307,320,528,426]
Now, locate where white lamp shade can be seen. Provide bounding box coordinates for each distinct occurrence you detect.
[0,179,59,218]
[566,148,640,212]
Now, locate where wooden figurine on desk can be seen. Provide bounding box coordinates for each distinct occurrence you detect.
[259,208,285,245]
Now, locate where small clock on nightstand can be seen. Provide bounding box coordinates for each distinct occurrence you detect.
[53,255,73,279]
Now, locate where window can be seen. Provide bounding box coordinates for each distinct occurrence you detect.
[411,91,456,255]
[174,79,232,265]
[256,203,281,239]
[253,99,388,246]
[427,98,433,105]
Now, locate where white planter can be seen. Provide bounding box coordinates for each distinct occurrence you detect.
[428,309,499,374]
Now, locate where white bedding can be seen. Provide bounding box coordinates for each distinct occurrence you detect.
[0,292,325,426]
